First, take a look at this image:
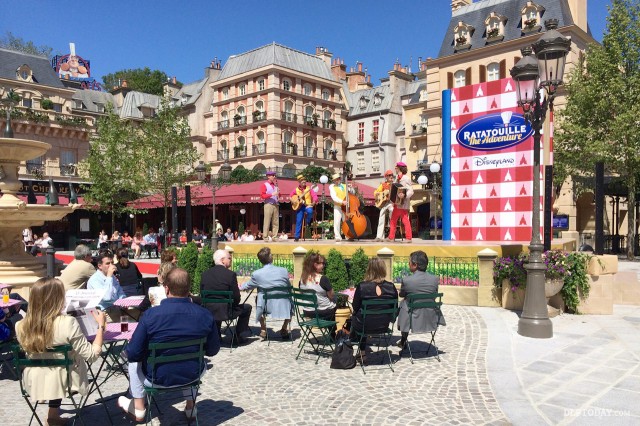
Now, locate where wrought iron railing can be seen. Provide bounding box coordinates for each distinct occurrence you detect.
[217,149,229,161]
[281,143,297,155]
[252,112,266,122]
[281,112,297,122]
[218,120,229,130]
[392,256,479,286]
[253,143,266,155]
[233,146,247,158]
[232,254,294,278]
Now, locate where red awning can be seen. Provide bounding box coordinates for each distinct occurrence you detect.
[128,180,377,209]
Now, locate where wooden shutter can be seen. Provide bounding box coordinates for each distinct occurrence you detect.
[465,67,472,86]
[479,65,486,83]
[499,59,507,79]
[447,72,453,89]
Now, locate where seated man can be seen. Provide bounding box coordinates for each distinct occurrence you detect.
[143,229,159,258]
[58,244,96,291]
[200,250,252,343]
[396,250,446,348]
[30,232,52,256]
[240,247,292,339]
[118,268,220,422]
[87,253,126,317]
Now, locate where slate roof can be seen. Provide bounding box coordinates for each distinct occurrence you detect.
[172,77,207,106]
[217,42,335,81]
[404,81,426,105]
[119,91,161,119]
[344,84,392,116]
[0,48,65,88]
[72,89,117,113]
[438,0,577,57]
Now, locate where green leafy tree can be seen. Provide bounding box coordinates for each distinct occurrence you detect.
[229,167,262,184]
[325,249,349,292]
[299,165,332,184]
[102,68,179,96]
[178,242,199,293]
[349,248,369,286]
[80,105,146,233]
[193,246,214,290]
[0,32,53,58]
[555,0,640,259]
[139,96,201,228]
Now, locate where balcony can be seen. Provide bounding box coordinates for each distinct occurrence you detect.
[323,149,337,160]
[233,116,247,126]
[322,119,337,130]
[217,149,229,161]
[281,112,297,123]
[233,146,247,158]
[411,124,428,136]
[26,162,45,177]
[253,143,266,155]
[302,146,317,158]
[281,143,298,155]
[59,164,78,176]
[218,120,230,130]
[252,111,267,123]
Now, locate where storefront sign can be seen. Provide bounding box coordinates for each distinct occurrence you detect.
[456,112,532,151]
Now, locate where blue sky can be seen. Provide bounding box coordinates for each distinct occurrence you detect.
[3,0,613,86]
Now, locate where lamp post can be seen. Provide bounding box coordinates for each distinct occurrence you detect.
[319,174,328,239]
[510,19,570,339]
[196,160,231,252]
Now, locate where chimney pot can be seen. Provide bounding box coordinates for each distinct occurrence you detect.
[122,80,128,88]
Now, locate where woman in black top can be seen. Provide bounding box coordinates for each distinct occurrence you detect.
[116,248,142,290]
[350,258,398,355]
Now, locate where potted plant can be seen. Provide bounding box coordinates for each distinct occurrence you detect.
[327,118,336,130]
[487,28,500,38]
[493,255,527,309]
[325,249,351,330]
[311,113,319,127]
[524,18,537,30]
[41,98,54,110]
[455,35,468,46]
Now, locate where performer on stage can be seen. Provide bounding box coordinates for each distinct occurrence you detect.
[387,162,414,243]
[261,171,279,240]
[329,173,346,241]
[374,170,395,242]
[290,174,318,242]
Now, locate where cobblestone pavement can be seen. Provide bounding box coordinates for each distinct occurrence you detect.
[2,304,508,425]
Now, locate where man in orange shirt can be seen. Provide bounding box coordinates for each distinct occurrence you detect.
[290,175,318,242]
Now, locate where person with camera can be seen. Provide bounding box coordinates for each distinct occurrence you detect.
[87,252,126,320]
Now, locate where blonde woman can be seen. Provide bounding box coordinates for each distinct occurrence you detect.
[16,278,107,425]
[350,258,398,361]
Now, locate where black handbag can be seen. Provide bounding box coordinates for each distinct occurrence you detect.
[330,330,356,369]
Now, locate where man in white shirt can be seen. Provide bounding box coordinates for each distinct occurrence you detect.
[87,252,126,318]
[30,232,53,256]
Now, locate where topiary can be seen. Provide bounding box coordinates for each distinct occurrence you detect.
[325,249,349,292]
[238,221,245,235]
[142,223,149,237]
[177,242,199,293]
[193,246,214,291]
[349,247,369,286]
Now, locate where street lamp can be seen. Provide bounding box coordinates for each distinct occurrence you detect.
[510,19,571,339]
[196,160,231,252]
[319,174,329,239]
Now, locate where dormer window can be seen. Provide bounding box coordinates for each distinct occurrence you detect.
[140,105,155,118]
[521,1,544,33]
[485,12,506,41]
[373,94,382,106]
[454,21,474,50]
[16,65,33,82]
[95,102,105,113]
[74,99,84,109]
[359,96,369,109]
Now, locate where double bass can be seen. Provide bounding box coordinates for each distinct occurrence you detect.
[340,170,369,239]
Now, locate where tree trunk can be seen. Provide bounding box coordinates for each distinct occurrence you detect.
[111,203,115,235]
[628,175,636,260]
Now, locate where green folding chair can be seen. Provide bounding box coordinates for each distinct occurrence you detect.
[259,285,293,346]
[200,290,239,351]
[0,339,17,379]
[353,299,398,374]
[291,288,337,363]
[12,343,85,426]
[402,292,444,363]
[143,337,207,425]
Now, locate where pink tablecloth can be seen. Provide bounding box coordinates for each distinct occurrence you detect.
[0,298,25,309]
[114,296,145,308]
[339,288,356,301]
[104,322,138,342]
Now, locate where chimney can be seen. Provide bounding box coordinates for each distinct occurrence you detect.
[451,0,472,13]
[357,62,363,72]
[567,0,588,33]
[331,56,347,81]
[316,46,333,66]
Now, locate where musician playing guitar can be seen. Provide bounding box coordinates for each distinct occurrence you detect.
[387,162,414,243]
[373,170,395,241]
[290,174,318,242]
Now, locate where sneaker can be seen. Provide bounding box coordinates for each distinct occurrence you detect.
[294,238,299,242]
[405,239,412,243]
[184,405,197,421]
[118,396,146,422]
[396,340,407,349]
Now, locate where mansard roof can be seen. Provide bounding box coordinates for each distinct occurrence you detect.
[72,89,117,113]
[344,84,392,116]
[0,48,65,88]
[216,42,335,82]
[438,0,578,58]
[119,91,160,119]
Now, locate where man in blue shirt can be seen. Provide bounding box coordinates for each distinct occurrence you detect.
[87,253,126,315]
[118,268,220,422]
[143,228,159,258]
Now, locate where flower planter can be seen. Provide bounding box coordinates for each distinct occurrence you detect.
[501,279,525,310]
[335,307,351,331]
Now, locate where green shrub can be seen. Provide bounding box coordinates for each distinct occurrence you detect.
[325,249,349,292]
[238,222,245,235]
[142,223,149,237]
[192,246,214,291]
[349,247,369,286]
[177,242,199,293]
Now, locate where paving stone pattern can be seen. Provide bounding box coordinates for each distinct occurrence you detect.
[2,304,507,425]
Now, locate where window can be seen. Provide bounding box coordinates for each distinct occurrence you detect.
[359,97,367,109]
[521,3,542,30]
[95,102,105,113]
[304,136,315,157]
[238,136,245,146]
[324,139,334,159]
[322,89,330,101]
[487,62,500,81]
[239,83,246,96]
[283,79,291,91]
[356,152,365,173]
[255,131,266,154]
[26,155,45,173]
[304,84,312,96]
[283,131,294,154]
[60,149,76,170]
[304,105,314,123]
[235,106,246,125]
[372,119,379,141]
[373,94,382,106]
[454,70,466,88]
[256,131,265,144]
[22,98,32,108]
[357,122,364,143]
[53,103,62,113]
[255,100,264,112]
[222,88,229,100]
[485,13,505,39]
[16,65,32,81]
[371,150,380,173]
[220,110,229,129]
[454,22,474,47]
[258,79,265,91]
[74,99,84,109]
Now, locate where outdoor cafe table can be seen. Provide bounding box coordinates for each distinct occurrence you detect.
[115,295,145,320]
[83,322,138,425]
[0,297,26,309]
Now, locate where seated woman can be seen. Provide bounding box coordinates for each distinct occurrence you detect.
[16,278,107,426]
[98,230,109,250]
[131,232,144,259]
[179,230,188,245]
[116,248,143,291]
[121,231,133,248]
[299,252,336,337]
[0,284,28,337]
[350,258,398,362]
[110,230,122,251]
